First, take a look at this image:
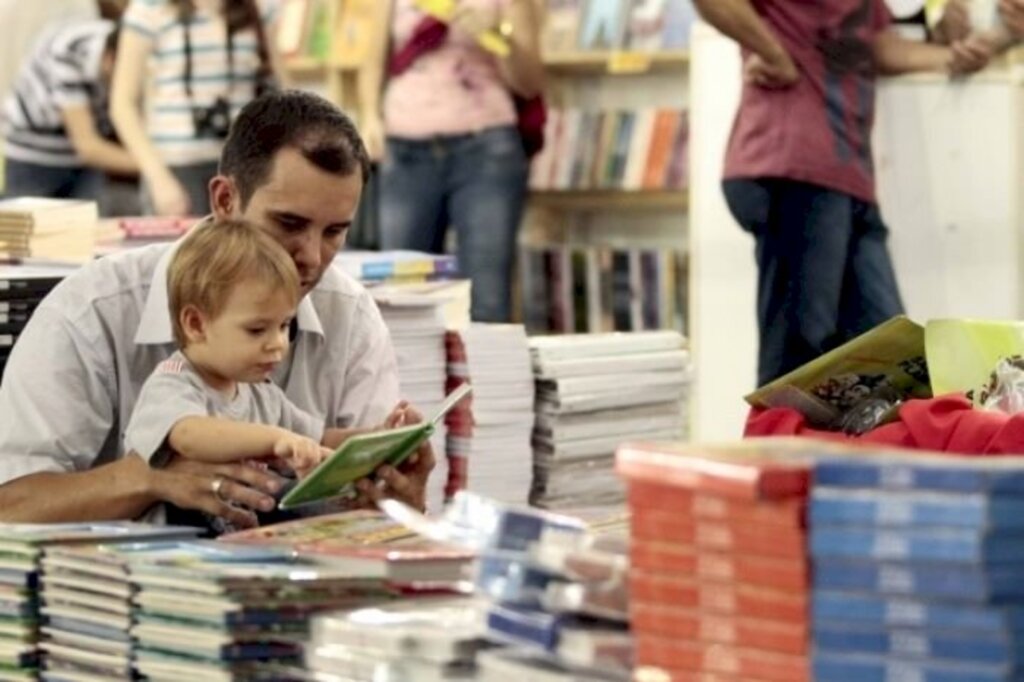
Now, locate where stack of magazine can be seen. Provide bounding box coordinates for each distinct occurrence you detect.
[0,198,98,264]
[378,491,632,681]
[0,263,79,383]
[617,440,821,682]
[810,453,1024,682]
[445,324,535,505]
[302,597,490,680]
[123,540,414,681]
[528,331,690,509]
[0,522,198,681]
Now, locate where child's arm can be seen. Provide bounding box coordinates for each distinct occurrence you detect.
[320,400,414,450]
[168,417,293,463]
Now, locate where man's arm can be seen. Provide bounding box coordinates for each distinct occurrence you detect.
[873,30,993,74]
[62,105,138,176]
[691,0,798,86]
[0,450,282,526]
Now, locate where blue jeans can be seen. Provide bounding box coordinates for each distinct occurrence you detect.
[3,158,103,203]
[379,126,529,322]
[723,178,905,386]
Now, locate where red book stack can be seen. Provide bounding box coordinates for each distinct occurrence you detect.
[617,440,820,682]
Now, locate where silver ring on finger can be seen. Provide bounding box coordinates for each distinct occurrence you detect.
[211,476,227,502]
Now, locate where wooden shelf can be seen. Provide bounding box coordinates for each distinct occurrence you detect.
[283,56,328,77]
[543,50,690,75]
[530,190,688,212]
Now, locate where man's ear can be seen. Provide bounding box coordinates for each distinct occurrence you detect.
[180,305,208,345]
[209,175,238,219]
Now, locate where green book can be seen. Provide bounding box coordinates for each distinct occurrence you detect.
[279,384,473,510]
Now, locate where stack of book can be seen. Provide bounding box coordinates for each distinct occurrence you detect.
[124,540,411,681]
[445,324,535,505]
[617,441,818,682]
[0,263,78,382]
[0,522,198,681]
[528,331,690,510]
[368,281,472,512]
[303,597,490,680]
[335,250,458,286]
[810,453,1024,682]
[0,198,98,264]
[469,496,631,680]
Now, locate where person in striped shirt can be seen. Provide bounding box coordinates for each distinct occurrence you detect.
[2,17,138,206]
[111,0,286,217]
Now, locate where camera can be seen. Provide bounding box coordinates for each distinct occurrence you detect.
[191,96,232,139]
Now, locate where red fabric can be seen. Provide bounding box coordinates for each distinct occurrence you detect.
[745,394,1024,455]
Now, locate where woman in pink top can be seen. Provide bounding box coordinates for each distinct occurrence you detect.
[361,0,544,322]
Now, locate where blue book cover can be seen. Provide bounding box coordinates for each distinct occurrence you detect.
[487,604,565,651]
[815,623,1024,665]
[811,487,1024,530]
[813,652,1024,682]
[813,590,1024,632]
[813,559,1024,602]
[660,0,696,49]
[810,525,1024,563]
[814,455,1024,494]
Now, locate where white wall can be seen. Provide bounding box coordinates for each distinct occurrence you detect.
[689,25,756,440]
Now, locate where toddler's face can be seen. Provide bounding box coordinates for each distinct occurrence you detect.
[192,280,296,385]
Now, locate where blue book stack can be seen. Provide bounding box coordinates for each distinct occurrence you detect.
[810,453,1024,682]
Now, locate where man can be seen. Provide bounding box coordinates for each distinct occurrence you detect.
[0,90,432,530]
[692,0,992,387]
[3,13,138,208]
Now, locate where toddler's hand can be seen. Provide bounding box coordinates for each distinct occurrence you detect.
[273,433,331,479]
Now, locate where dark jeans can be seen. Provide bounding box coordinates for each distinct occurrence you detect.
[4,158,103,203]
[141,160,219,216]
[723,178,905,387]
[379,125,529,322]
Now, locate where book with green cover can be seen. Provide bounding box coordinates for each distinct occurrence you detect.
[745,316,931,429]
[279,384,473,510]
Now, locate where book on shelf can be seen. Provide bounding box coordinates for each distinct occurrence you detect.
[278,0,333,62]
[520,244,686,335]
[544,0,696,54]
[530,108,688,192]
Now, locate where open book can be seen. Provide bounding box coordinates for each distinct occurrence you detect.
[745,316,931,430]
[279,384,473,510]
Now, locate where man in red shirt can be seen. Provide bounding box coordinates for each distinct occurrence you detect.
[693,0,992,386]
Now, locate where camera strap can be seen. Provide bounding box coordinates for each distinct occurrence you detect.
[180,4,235,105]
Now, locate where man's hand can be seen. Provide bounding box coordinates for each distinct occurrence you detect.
[151,456,286,529]
[745,50,800,89]
[949,36,996,74]
[934,0,971,44]
[353,403,436,512]
[1000,0,1024,37]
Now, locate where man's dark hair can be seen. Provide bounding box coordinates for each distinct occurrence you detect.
[219,90,371,208]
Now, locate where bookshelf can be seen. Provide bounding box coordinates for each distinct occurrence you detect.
[530,190,688,212]
[543,50,690,75]
[519,0,693,337]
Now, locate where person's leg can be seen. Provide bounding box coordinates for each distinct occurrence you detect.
[62,167,104,203]
[724,178,854,385]
[3,158,73,199]
[837,200,905,341]
[447,126,529,322]
[378,137,449,254]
